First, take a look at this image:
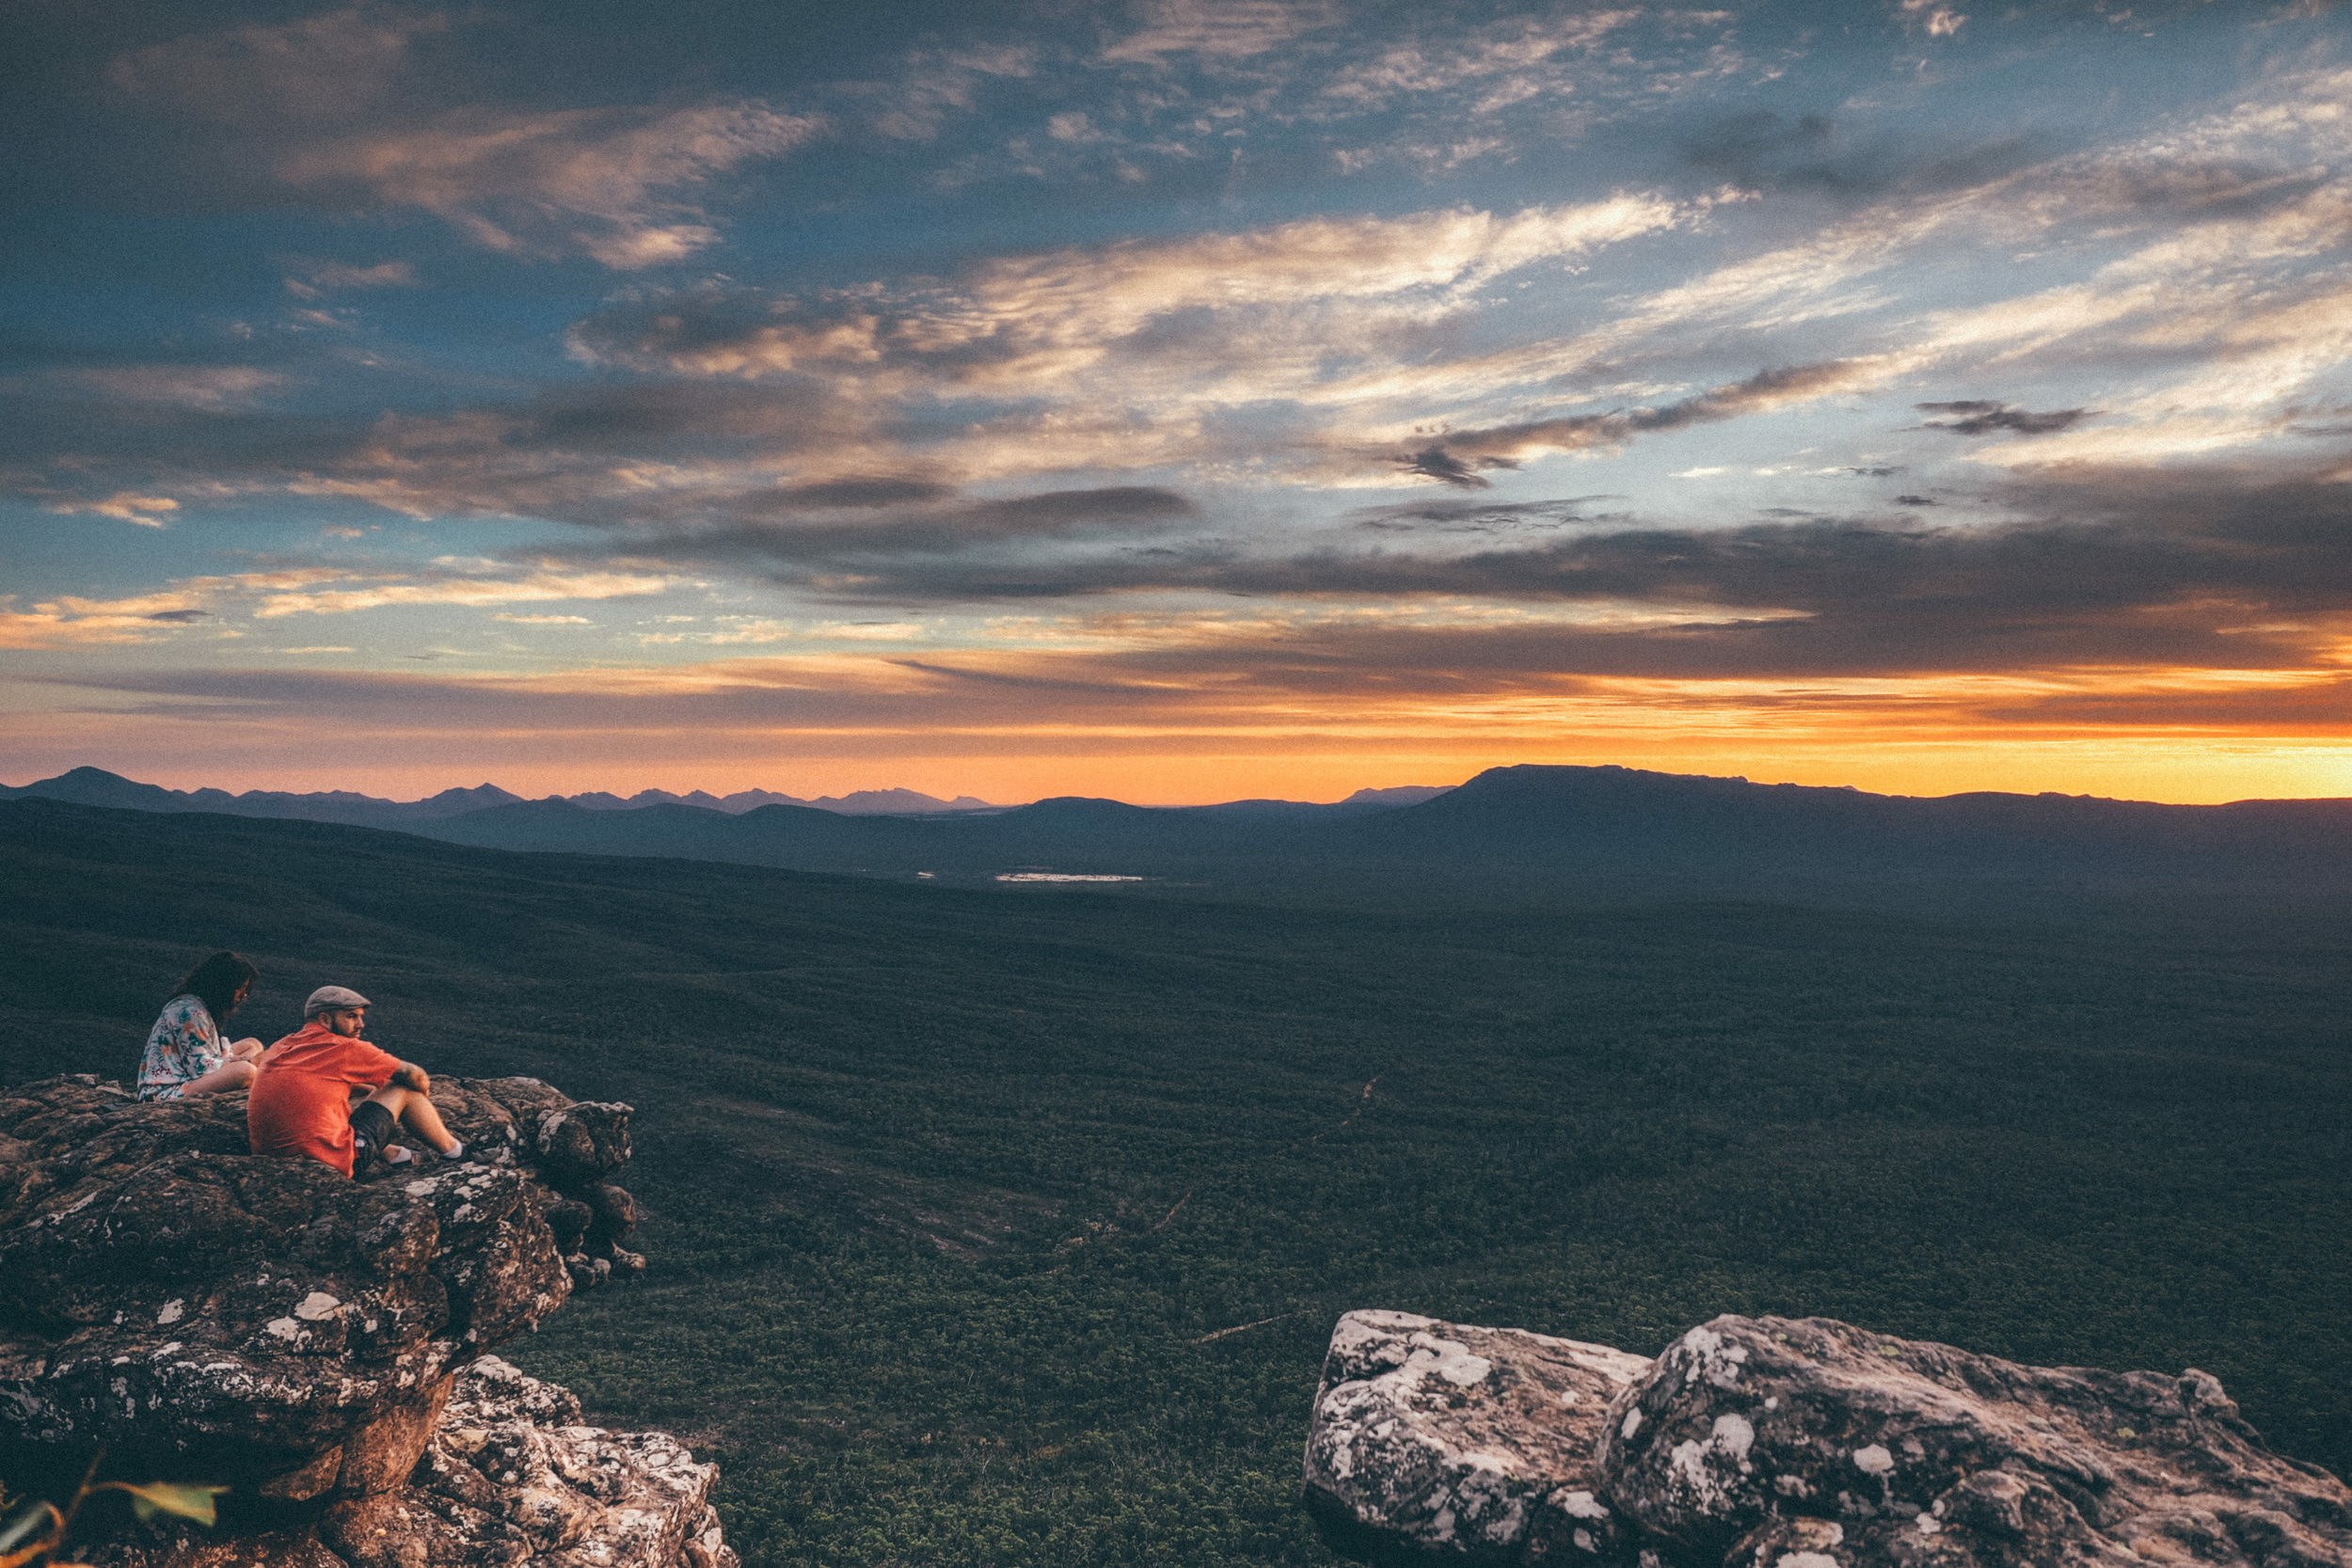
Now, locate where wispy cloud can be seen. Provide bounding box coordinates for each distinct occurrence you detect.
[0,588,218,647]
[858,45,1038,141]
[278,102,822,268]
[286,260,419,298]
[56,367,289,411]
[1391,359,1909,483]
[556,193,1692,487]
[1319,8,1639,110]
[250,566,674,617]
[103,4,820,268]
[48,492,183,527]
[1101,0,1343,65]
[0,563,670,646]
[574,194,1686,380]
[106,6,453,124]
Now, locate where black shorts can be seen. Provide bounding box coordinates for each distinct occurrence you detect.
[349,1098,397,1152]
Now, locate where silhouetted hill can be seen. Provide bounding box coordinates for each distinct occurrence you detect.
[1338,765,2352,877]
[0,766,524,824]
[1337,784,1452,808]
[13,763,2350,912]
[399,763,2352,913]
[0,767,1391,826]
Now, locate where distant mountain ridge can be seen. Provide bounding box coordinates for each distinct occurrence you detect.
[0,766,527,826]
[9,763,2348,912]
[401,762,2352,912]
[0,768,1454,824]
[0,768,1012,821]
[0,766,1468,827]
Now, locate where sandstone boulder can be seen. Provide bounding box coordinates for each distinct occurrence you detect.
[1305,1311,2352,1568]
[1304,1309,1652,1564]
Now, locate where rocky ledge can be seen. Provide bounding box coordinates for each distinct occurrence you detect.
[0,1073,734,1568]
[1305,1310,2352,1568]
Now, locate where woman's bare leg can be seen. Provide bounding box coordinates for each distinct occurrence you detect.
[178,1058,259,1097]
[362,1084,461,1157]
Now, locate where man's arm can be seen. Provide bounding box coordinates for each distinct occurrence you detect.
[391,1061,431,1095]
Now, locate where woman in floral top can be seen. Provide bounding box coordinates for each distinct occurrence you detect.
[138,950,265,1101]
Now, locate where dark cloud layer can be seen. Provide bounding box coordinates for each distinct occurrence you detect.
[532,466,2352,680]
[541,484,1201,576]
[1350,496,1613,533]
[770,476,956,508]
[1395,361,1882,483]
[1916,401,2091,436]
[1399,447,1518,488]
[1677,111,2042,203]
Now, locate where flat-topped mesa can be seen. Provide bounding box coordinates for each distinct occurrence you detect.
[1304,1310,2352,1568]
[0,1073,734,1568]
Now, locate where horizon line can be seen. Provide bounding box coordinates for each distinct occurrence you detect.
[9,762,2352,814]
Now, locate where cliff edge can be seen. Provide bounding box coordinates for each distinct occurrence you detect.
[0,1073,733,1568]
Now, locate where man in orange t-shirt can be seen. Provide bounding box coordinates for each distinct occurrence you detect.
[249,986,466,1178]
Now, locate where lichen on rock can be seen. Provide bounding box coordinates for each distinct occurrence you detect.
[1602,1313,2352,1567]
[1304,1310,2352,1568]
[1303,1309,1652,1564]
[319,1357,734,1568]
[0,1072,729,1568]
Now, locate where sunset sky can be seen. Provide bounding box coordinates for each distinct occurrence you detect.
[5,0,2349,804]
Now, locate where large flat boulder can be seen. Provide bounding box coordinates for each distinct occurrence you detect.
[1304,1309,1652,1563]
[1601,1314,2352,1568]
[1305,1311,2352,1568]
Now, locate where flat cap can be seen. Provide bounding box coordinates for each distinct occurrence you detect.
[303,984,373,1019]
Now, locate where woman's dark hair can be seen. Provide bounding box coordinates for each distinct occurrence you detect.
[171,951,258,1022]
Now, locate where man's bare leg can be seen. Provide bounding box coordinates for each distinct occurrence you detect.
[361,1084,462,1157]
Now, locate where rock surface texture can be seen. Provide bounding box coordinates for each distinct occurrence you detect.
[1304,1310,1652,1565]
[1306,1311,2352,1568]
[0,1073,731,1568]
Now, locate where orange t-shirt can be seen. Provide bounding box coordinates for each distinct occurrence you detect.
[247,1022,402,1178]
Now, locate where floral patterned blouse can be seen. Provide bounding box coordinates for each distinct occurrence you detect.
[138,994,226,1101]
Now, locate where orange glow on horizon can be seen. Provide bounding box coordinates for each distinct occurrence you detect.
[10,733,2351,807]
[10,652,2350,805]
